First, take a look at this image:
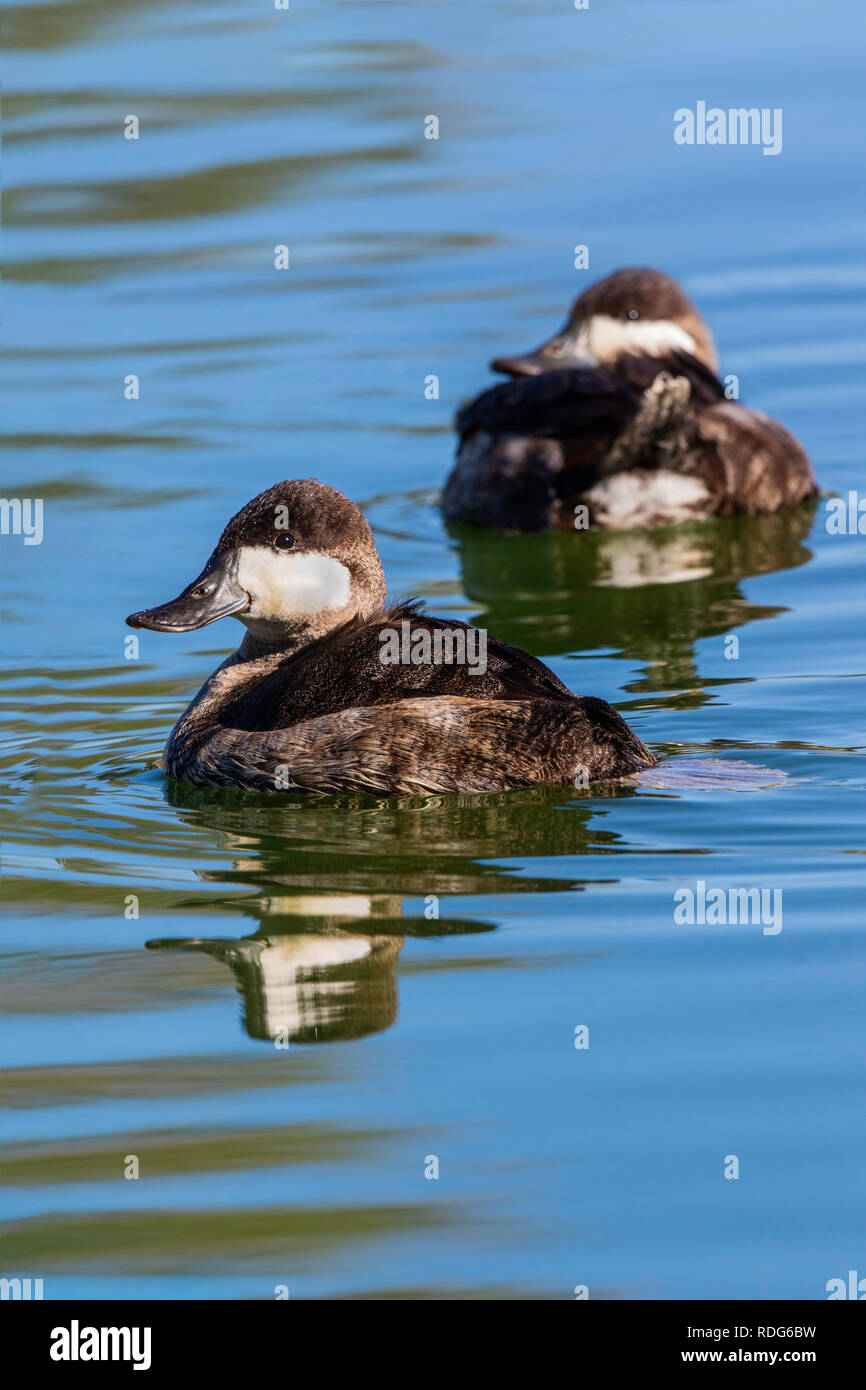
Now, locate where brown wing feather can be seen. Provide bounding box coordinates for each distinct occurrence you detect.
[695,403,817,515]
[175,696,655,795]
[455,354,724,444]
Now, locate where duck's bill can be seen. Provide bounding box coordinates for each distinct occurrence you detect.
[490,334,577,377]
[490,345,552,376]
[126,551,249,632]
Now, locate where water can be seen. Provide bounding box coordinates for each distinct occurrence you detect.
[2,0,865,1300]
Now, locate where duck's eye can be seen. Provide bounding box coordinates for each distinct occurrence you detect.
[627,308,640,321]
[548,339,566,356]
[274,532,295,551]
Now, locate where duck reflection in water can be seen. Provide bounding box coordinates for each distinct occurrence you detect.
[148,898,407,1045]
[145,781,617,1044]
[446,504,816,698]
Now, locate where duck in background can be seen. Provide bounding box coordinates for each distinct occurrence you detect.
[443,267,818,532]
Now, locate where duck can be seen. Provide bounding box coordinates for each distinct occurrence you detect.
[443,267,818,532]
[125,479,655,794]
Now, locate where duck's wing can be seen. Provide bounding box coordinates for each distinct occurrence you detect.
[615,350,727,409]
[693,402,818,515]
[456,366,638,447]
[218,602,576,733]
[456,354,725,445]
[366,604,581,706]
[185,695,654,795]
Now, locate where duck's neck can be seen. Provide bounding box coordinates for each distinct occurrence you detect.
[235,629,308,662]
[233,601,384,662]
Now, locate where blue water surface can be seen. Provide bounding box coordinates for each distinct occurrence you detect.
[2,0,865,1300]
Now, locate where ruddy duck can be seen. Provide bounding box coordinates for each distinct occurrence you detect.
[443,267,818,531]
[126,480,654,794]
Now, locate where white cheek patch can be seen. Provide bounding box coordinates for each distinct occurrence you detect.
[575,314,697,365]
[236,546,351,620]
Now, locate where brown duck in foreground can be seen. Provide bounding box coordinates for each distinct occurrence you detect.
[126,479,654,794]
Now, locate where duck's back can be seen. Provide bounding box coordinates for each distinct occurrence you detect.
[445,353,727,530]
[222,601,576,733]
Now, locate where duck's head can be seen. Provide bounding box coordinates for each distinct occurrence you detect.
[490,267,718,378]
[126,479,386,645]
